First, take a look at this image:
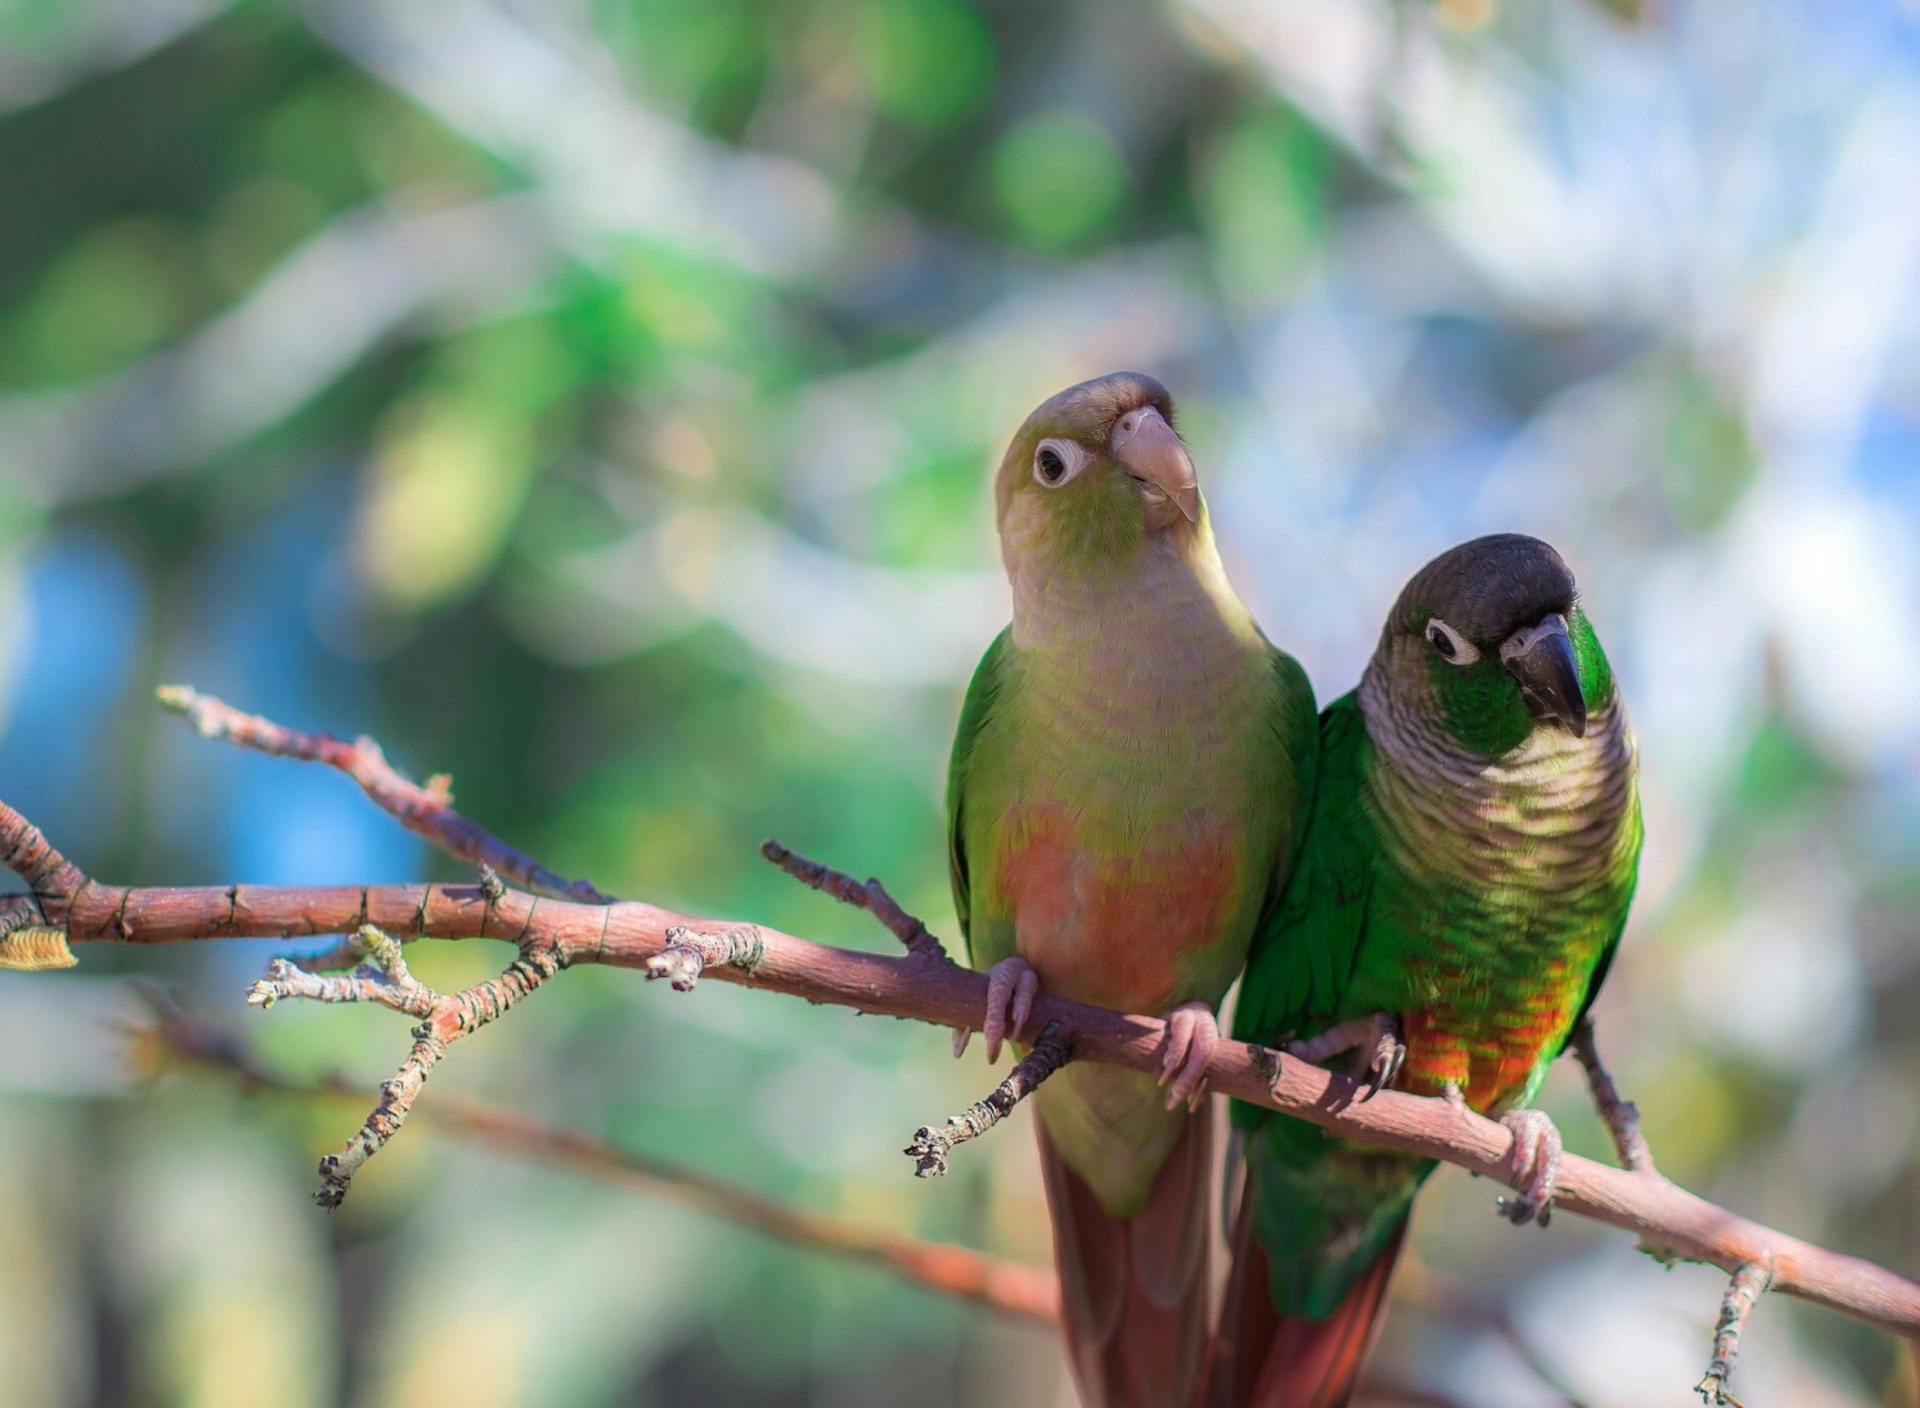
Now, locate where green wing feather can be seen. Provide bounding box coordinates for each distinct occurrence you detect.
[947,628,1012,966]
[1234,691,1370,1046]
[1230,691,1428,1321]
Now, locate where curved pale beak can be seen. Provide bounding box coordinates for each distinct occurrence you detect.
[1110,406,1199,524]
[1499,612,1587,737]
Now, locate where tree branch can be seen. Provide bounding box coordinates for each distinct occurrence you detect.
[156,685,612,904]
[1697,1258,1772,1407]
[13,814,1918,1344]
[140,1002,1059,1324]
[3,687,1914,1373]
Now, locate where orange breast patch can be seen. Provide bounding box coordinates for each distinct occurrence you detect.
[1399,956,1583,1111]
[995,804,1243,1017]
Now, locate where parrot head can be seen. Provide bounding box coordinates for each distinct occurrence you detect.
[1378,533,1613,757]
[994,372,1202,572]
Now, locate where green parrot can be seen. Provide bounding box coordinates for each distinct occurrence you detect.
[1212,534,1642,1408]
[946,372,1317,1408]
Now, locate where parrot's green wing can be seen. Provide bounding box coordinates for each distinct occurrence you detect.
[1229,690,1431,1321]
[1234,690,1372,1048]
[947,627,1013,965]
[1252,644,1321,943]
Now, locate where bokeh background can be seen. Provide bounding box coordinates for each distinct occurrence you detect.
[0,0,1917,1404]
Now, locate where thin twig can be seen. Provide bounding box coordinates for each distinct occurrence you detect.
[906,1021,1072,1177]
[158,684,613,904]
[141,1004,1058,1323]
[1698,1258,1773,1406]
[761,838,947,960]
[1569,1017,1655,1174]
[248,922,564,1207]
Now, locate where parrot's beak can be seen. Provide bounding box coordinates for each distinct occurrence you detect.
[1499,613,1587,737]
[1110,405,1199,524]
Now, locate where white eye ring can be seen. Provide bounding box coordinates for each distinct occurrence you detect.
[1033,438,1088,488]
[1425,617,1480,665]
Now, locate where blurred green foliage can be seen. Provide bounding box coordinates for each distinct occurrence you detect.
[0,0,1915,1406]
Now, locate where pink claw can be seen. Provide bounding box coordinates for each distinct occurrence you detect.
[981,956,1040,1064]
[1158,1001,1220,1111]
[1498,1108,1564,1227]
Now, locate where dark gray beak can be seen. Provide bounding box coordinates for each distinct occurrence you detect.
[1499,612,1587,737]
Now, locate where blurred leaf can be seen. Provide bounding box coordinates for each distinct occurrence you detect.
[252,73,380,209]
[203,175,329,295]
[607,0,769,137]
[3,217,196,384]
[353,316,586,611]
[861,0,995,132]
[991,110,1131,253]
[1660,365,1757,531]
[1196,108,1329,305]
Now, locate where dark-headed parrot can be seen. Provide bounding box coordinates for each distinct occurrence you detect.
[946,372,1317,1408]
[1214,534,1642,1408]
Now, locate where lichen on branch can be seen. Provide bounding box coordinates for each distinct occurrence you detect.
[247,920,564,1208]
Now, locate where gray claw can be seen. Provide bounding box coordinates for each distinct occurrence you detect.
[1355,1015,1408,1102]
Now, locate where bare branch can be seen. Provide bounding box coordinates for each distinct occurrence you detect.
[906,1020,1072,1178]
[2,687,1917,1372]
[143,1004,1060,1324]
[247,922,565,1208]
[761,838,948,960]
[6,806,1915,1348]
[157,684,612,904]
[1697,1258,1773,1407]
[1570,1017,1654,1174]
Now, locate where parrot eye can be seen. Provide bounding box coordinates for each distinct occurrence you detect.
[1033,438,1087,488]
[1425,618,1480,665]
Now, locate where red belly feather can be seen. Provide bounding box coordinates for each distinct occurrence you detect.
[996,804,1241,1018]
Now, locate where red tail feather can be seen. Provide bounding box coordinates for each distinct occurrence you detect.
[1204,1194,1405,1408]
[1036,1102,1213,1408]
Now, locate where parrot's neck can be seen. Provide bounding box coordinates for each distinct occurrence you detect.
[1006,525,1264,689]
[1357,638,1637,890]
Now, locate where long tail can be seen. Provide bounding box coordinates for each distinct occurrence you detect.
[1035,1100,1212,1408]
[1206,1191,1406,1408]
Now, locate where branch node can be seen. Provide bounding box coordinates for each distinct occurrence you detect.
[906,1020,1071,1178]
[1697,1257,1773,1407]
[760,839,949,960]
[477,863,505,903]
[1245,1042,1280,1091]
[646,925,765,991]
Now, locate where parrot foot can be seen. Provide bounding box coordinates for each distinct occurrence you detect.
[1158,1001,1219,1111]
[971,955,1039,1065]
[1287,1012,1406,1101]
[1497,1109,1563,1227]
